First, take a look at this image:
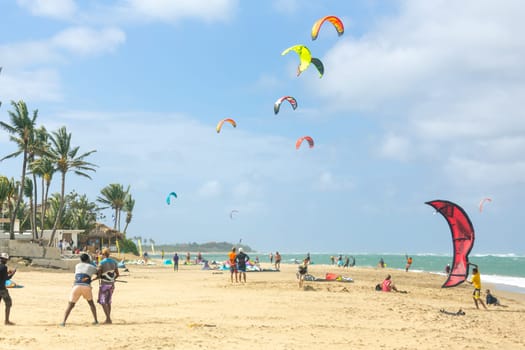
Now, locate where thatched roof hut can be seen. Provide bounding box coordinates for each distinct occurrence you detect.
[79,223,124,252]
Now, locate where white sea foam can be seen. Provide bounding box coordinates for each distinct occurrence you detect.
[483,274,525,290]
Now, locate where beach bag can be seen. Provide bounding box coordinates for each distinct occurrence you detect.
[375,283,382,291]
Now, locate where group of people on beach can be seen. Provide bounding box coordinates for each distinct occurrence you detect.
[376,262,507,309]
[228,247,251,283]
[0,248,120,326]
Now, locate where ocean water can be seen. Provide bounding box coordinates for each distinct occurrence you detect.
[151,252,525,293]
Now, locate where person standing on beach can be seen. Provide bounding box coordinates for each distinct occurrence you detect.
[228,247,238,283]
[61,253,99,326]
[405,255,413,272]
[173,253,179,271]
[274,252,281,270]
[343,256,350,268]
[0,252,16,325]
[467,263,487,310]
[235,248,250,283]
[298,258,309,288]
[97,248,120,324]
[269,252,273,264]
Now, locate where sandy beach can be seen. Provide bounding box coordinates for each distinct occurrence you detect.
[2,259,524,350]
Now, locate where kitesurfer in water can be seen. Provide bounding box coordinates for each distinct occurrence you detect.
[467,264,487,310]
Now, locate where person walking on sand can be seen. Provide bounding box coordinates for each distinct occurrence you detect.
[228,247,238,283]
[274,251,281,270]
[173,252,179,271]
[97,248,120,324]
[467,263,487,310]
[235,248,250,283]
[0,252,16,325]
[61,253,99,326]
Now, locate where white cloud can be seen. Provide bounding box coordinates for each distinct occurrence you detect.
[198,180,223,198]
[378,133,411,161]
[0,26,125,102]
[314,171,354,192]
[51,27,126,56]
[0,69,62,103]
[17,0,77,19]
[310,0,525,189]
[445,156,525,187]
[272,0,299,15]
[120,0,238,23]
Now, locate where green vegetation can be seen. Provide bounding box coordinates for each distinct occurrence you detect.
[1,100,135,245]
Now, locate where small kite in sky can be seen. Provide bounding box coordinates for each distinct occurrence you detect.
[311,15,345,40]
[296,136,315,150]
[274,96,298,115]
[216,118,237,133]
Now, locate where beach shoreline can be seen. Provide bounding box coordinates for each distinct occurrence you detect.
[3,261,524,349]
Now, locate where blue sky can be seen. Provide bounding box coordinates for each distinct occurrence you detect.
[1,0,524,254]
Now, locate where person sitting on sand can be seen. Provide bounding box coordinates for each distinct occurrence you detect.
[486,289,507,307]
[382,274,398,292]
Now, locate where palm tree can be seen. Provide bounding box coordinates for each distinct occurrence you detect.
[47,126,97,246]
[0,176,9,230]
[30,156,55,238]
[68,192,98,230]
[22,177,36,239]
[4,178,19,233]
[122,195,135,235]
[0,101,38,239]
[97,184,130,232]
[27,126,51,239]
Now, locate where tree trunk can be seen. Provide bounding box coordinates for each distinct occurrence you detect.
[9,150,28,239]
[41,180,50,239]
[32,172,38,240]
[48,172,65,247]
